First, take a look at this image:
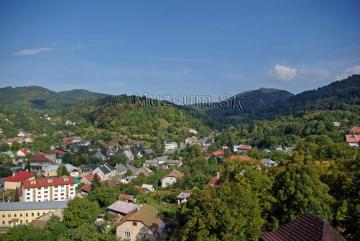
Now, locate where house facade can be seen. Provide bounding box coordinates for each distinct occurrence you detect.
[4,171,35,191]
[161,170,184,188]
[22,176,78,202]
[116,204,164,241]
[92,163,116,181]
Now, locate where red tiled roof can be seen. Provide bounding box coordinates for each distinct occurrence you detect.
[18,148,30,155]
[47,148,66,155]
[209,150,224,158]
[166,169,184,179]
[118,194,135,202]
[29,153,51,162]
[345,135,360,143]
[260,214,346,241]
[23,176,75,189]
[238,144,252,150]
[81,184,91,193]
[351,126,360,134]
[81,174,95,182]
[4,171,34,182]
[207,172,221,186]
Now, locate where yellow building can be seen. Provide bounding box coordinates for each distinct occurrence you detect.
[0,201,67,227]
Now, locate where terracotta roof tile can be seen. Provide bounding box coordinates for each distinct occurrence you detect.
[260,214,346,241]
[4,171,34,182]
[23,176,75,189]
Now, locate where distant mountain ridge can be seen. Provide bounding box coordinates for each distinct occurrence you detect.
[0,75,359,120]
[0,86,109,108]
[205,75,360,121]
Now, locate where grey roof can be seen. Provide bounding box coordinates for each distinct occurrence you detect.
[0,201,68,211]
[116,164,127,173]
[81,164,98,172]
[98,163,115,174]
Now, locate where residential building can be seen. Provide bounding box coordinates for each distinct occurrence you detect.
[92,163,116,181]
[116,163,128,176]
[80,174,96,185]
[4,171,35,190]
[116,204,165,241]
[350,126,360,134]
[22,176,79,202]
[107,200,139,217]
[143,159,159,168]
[81,163,98,175]
[233,144,252,153]
[161,170,184,188]
[42,164,79,177]
[177,191,192,204]
[140,184,155,193]
[47,148,66,164]
[118,194,136,203]
[63,136,81,144]
[261,158,278,167]
[16,148,30,157]
[123,150,135,162]
[164,142,178,152]
[28,153,53,168]
[345,134,360,147]
[260,213,346,241]
[92,150,107,161]
[209,150,224,158]
[0,201,67,227]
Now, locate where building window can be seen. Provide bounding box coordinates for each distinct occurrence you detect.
[8,214,11,217]
[20,220,23,224]
[14,214,16,217]
[124,232,131,238]
[133,221,137,226]
[139,233,146,239]
[2,215,4,218]
[20,214,22,217]
[26,220,28,223]
[26,213,28,217]
[37,213,40,216]
[32,213,34,217]
[2,221,4,224]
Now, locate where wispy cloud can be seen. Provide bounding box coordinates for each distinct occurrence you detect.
[335,64,360,80]
[269,64,297,82]
[14,48,54,56]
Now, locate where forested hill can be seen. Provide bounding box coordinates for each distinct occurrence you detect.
[0,86,108,108]
[205,75,360,121]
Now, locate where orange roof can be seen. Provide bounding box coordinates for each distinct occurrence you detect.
[166,169,184,179]
[81,184,91,193]
[4,171,34,182]
[209,150,224,158]
[223,155,250,163]
[118,194,135,202]
[351,126,360,134]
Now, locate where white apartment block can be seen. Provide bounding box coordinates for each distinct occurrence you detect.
[22,176,78,202]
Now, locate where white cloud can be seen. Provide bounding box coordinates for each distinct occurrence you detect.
[335,65,360,80]
[270,64,297,82]
[14,48,54,56]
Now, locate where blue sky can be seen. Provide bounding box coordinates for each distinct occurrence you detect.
[0,0,359,100]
